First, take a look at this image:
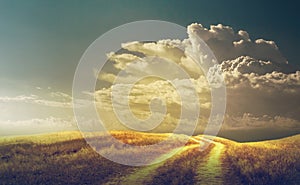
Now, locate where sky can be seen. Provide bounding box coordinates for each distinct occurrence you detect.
[0,0,299,92]
[0,0,299,140]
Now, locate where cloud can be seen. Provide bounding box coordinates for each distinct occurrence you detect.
[0,95,37,102]
[187,23,288,64]
[223,114,300,129]
[106,52,141,70]
[50,91,72,101]
[120,41,203,78]
[0,91,74,131]
[224,70,300,90]
[223,71,300,121]
[0,117,77,136]
[220,56,296,75]
[0,93,72,108]
[95,78,211,114]
[98,72,116,83]
[94,23,300,135]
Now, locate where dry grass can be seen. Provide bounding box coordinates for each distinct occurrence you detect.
[223,135,300,185]
[0,131,299,185]
[0,131,196,185]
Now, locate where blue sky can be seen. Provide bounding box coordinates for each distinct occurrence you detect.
[0,0,299,92]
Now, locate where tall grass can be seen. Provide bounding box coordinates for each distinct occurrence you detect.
[224,136,300,185]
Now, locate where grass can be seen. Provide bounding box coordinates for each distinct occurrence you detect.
[0,131,299,185]
[223,135,300,185]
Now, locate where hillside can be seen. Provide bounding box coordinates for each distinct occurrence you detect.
[0,131,299,185]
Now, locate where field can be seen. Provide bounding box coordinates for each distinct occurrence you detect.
[0,131,299,185]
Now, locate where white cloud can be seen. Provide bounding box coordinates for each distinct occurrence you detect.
[107,52,141,70]
[0,91,74,133]
[0,117,77,136]
[0,95,37,102]
[94,23,300,133]
[187,23,288,64]
[0,93,72,108]
[220,56,291,75]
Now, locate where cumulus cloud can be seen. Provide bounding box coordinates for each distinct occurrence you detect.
[187,23,289,64]
[94,23,300,135]
[120,41,203,78]
[95,78,210,116]
[220,56,296,75]
[224,71,300,122]
[186,24,300,127]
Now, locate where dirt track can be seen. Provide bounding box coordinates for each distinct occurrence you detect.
[104,136,226,185]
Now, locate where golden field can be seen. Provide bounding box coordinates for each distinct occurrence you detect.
[0,131,299,185]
